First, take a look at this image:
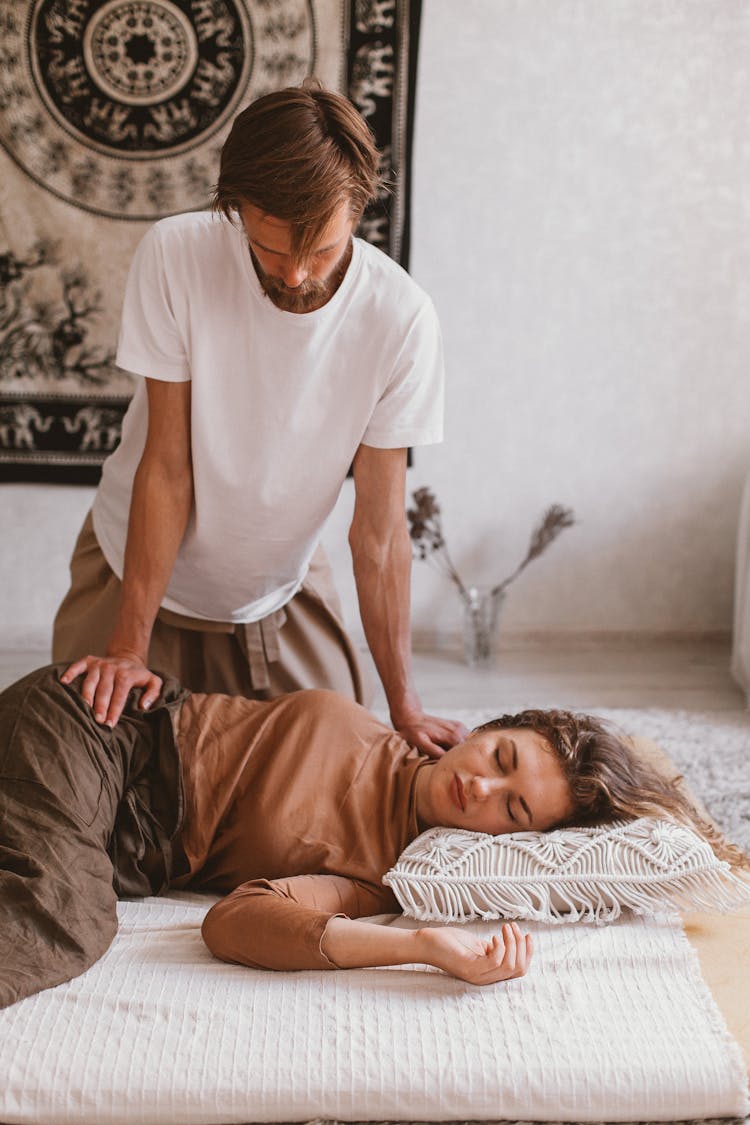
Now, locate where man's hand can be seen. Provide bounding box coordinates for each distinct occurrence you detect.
[418,921,532,985]
[60,654,163,728]
[393,711,470,758]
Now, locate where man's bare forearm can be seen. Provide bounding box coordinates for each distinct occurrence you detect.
[350,521,420,725]
[348,445,467,754]
[60,378,193,725]
[107,455,193,661]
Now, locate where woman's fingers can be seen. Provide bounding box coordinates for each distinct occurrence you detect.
[513,928,530,977]
[500,922,517,970]
[482,923,531,983]
[424,922,533,985]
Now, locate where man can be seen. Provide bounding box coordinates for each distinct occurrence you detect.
[53,81,466,755]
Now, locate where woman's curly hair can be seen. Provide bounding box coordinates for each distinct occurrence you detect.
[475,709,749,869]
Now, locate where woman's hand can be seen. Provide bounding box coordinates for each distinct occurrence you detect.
[417,921,532,985]
[321,916,531,984]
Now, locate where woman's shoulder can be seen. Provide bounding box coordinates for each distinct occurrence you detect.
[277,689,390,732]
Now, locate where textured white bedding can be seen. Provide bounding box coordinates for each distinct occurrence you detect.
[0,892,746,1125]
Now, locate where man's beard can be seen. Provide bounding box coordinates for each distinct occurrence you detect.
[249,243,352,313]
[257,271,330,313]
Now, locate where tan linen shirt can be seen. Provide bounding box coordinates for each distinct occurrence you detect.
[172,689,427,971]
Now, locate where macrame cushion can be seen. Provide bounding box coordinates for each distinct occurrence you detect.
[383,817,750,925]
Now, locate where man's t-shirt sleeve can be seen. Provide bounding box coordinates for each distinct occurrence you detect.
[361,297,445,449]
[115,223,191,383]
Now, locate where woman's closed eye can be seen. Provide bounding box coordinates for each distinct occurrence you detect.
[496,739,518,774]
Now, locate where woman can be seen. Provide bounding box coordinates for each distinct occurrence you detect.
[0,665,741,1009]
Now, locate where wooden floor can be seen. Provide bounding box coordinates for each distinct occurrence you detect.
[1,636,746,713]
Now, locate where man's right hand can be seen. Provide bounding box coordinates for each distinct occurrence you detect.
[60,654,164,728]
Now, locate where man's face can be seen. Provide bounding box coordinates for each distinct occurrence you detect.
[238,200,355,313]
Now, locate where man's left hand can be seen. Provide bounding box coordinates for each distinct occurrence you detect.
[394,712,469,758]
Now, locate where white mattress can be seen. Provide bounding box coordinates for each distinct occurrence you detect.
[0,892,746,1124]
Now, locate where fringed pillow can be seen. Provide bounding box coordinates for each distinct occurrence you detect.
[383,817,750,925]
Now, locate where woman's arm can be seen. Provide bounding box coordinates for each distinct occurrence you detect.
[201,874,395,970]
[322,917,531,985]
[201,875,532,984]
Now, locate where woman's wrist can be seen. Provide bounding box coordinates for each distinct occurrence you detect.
[321,916,427,970]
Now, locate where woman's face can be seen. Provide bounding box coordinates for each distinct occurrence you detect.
[415,725,574,835]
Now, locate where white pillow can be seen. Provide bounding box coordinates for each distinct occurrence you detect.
[383,817,750,925]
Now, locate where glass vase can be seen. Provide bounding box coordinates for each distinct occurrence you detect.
[462,585,504,666]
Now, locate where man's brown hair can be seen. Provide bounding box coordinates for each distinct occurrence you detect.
[212,79,381,262]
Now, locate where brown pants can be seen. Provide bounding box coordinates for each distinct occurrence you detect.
[53,512,371,703]
[0,665,188,1009]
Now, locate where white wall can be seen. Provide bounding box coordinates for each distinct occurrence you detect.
[1,484,94,649]
[323,0,750,645]
[2,0,749,652]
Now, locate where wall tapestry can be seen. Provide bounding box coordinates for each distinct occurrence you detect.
[0,0,422,482]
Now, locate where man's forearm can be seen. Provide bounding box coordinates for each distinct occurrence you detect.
[350,525,421,724]
[107,456,193,660]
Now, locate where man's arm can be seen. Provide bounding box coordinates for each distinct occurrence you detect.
[349,444,468,756]
[61,377,193,726]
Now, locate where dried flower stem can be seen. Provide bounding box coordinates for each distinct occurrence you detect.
[406,486,470,599]
[407,488,575,602]
[490,504,576,597]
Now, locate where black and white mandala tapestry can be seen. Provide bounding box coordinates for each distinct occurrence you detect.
[0,0,422,482]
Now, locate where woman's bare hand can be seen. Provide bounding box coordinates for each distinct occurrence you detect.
[418,921,532,985]
[59,654,163,728]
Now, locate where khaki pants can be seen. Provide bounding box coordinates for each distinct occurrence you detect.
[53,512,371,704]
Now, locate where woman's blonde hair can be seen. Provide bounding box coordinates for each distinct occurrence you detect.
[476,709,749,869]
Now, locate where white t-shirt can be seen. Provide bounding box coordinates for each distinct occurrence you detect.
[92,211,444,623]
